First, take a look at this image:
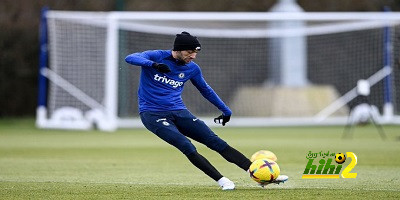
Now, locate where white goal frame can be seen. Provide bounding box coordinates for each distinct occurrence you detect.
[37,11,400,131]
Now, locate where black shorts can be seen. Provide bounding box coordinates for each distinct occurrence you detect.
[140,109,228,155]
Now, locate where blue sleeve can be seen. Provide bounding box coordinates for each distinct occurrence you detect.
[125,50,162,67]
[190,68,232,116]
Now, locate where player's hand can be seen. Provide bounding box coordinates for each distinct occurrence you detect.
[214,114,231,126]
[152,63,171,73]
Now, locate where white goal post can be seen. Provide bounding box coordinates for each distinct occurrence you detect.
[37,10,400,131]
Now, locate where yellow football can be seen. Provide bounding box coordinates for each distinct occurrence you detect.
[250,150,277,162]
[249,158,280,183]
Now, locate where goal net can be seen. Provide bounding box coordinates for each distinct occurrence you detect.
[37,10,400,131]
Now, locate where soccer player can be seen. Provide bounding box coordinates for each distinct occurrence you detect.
[125,31,287,190]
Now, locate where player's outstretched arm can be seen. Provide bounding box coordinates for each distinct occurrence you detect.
[125,50,164,67]
[190,69,232,120]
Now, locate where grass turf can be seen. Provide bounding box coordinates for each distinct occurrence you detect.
[0,119,399,199]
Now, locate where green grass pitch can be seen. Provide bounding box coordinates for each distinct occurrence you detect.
[1,119,400,199]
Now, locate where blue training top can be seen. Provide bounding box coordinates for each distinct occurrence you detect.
[125,50,232,116]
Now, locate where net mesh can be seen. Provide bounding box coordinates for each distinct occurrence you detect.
[308,28,386,110]
[119,32,270,117]
[48,17,107,115]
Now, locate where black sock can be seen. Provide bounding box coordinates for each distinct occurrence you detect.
[219,145,252,171]
[186,151,223,181]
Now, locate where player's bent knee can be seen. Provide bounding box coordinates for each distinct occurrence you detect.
[169,139,196,155]
[206,139,228,152]
[180,142,197,155]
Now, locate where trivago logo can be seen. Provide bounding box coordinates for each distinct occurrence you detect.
[302,151,357,179]
[154,74,183,88]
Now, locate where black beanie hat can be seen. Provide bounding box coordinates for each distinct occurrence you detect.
[173,31,201,51]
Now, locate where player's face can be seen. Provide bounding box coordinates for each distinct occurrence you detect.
[177,50,198,64]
